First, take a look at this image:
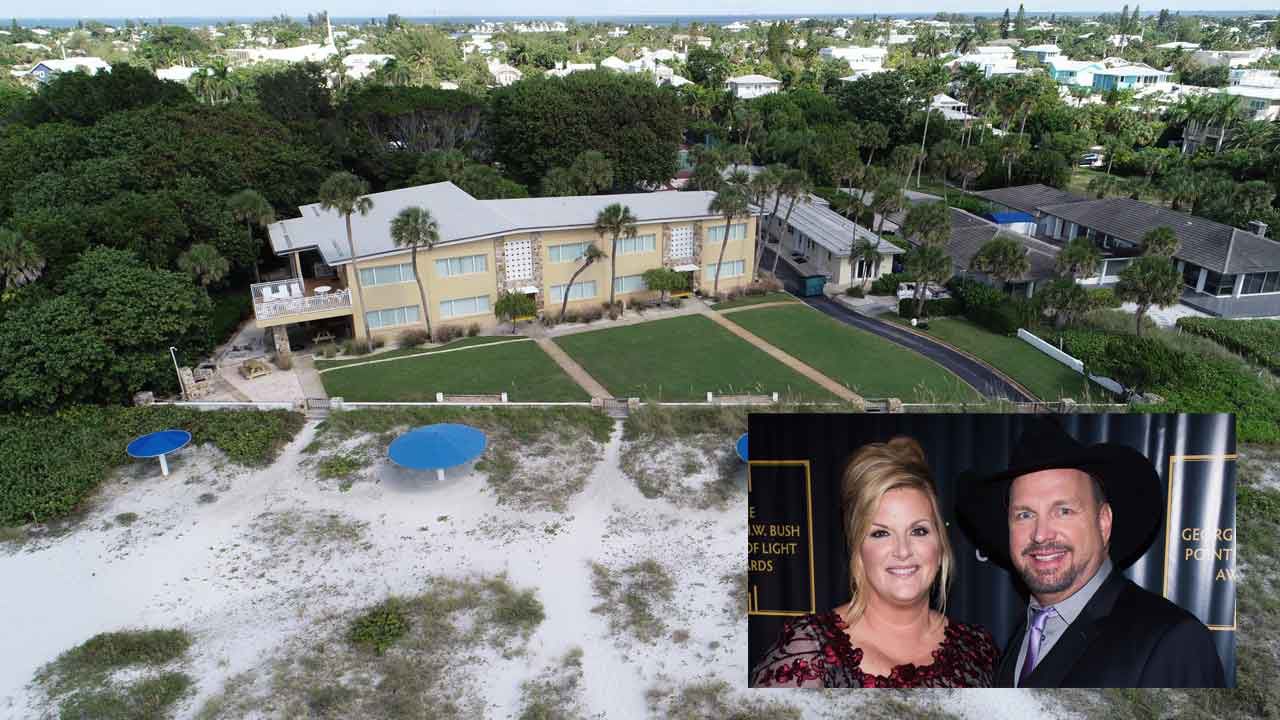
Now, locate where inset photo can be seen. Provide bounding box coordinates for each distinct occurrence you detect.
[747,413,1235,689]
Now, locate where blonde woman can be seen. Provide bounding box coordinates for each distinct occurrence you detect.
[751,437,998,688]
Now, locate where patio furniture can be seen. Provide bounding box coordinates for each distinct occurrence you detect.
[388,423,488,483]
[313,330,336,345]
[239,358,272,380]
[126,429,192,477]
[313,285,332,295]
[289,282,303,298]
[736,433,749,463]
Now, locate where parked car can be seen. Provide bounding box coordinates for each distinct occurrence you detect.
[896,282,950,301]
[1078,152,1104,168]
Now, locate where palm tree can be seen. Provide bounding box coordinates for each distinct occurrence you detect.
[689,145,726,191]
[970,232,1031,293]
[540,167,578,197]
[901,201,950,249]
[559,244,606,321]
[178,243,231,287]
[1055,237,1101,280]
[770,169,813,277]
[318,171,375,344]
[1087,173,1128,199]
[0,227,44,292]
[956,146,986,191]
[1141,226,1179,258]
[999,135,1029,185]
[860,122,889,170]
[904,244,953,318]
[227,189,275,282]
[390,206,440,340]
[749,166,782,277]
[853,237,882,290]
[709,176,751,297]
[869,175,904,237]
[594,203,638,307]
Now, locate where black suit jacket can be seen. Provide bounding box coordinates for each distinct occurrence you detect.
[996,569,1227,688]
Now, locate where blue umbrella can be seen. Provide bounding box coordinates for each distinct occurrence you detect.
[126,429,192,477]
[388,423,488,481]
[736,432,749,463]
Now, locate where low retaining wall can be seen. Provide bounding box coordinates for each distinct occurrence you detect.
[1017,329,1126,396]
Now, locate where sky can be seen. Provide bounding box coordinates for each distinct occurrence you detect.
[11,2,1280,20]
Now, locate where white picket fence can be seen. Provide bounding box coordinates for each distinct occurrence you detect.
[1017,329,1126,396]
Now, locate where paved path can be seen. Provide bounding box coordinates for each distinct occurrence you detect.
[700,309,865,405]
[291,354,330,398]
[761,247,1035,402]
[535,337,613,399]
[716,300,802,315]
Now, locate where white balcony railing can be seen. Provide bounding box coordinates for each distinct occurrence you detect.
[253,287,353,320]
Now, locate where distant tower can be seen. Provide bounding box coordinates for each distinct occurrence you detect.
[326,12,334,47]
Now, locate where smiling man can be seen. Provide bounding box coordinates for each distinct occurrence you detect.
[957,418,1226,688]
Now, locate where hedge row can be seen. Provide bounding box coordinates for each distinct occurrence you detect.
[1052,328,1280,444]
[897,297,961,318]
[947,277,1027,336]
[0,406,304,526]
[1176,317,1280,375]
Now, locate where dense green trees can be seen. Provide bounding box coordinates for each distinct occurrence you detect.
[489,71,683,190]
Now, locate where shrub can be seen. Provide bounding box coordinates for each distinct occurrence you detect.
[495,291,538,322]
[897,296,960,318]
[1090,335,1187,396]
[371,336,387,349]
[1177,317,1280,375]
[0,406,303,525]
[349,598,410,655]
[467,322,481,337]
[845,285,864,298]
[967,300,1021,335]
[949,195,994,217]
[579,307,603,323]
[399,328,431,347]
[343,338,371,356]
[869,272,907,296]
[432,324,464,343]
[669,298,683,308]
[1089,287,1122,309]
[947,276,1006,313]
[317,343,338,359]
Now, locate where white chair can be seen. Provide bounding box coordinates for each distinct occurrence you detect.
[290,282,303,298]
[259,287,276,302]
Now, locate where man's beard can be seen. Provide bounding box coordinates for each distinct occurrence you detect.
[1017,542,1080,596]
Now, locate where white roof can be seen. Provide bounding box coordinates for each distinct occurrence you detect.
[600,56,629,71]
[1022,44,1061,53]
[1225,85,1280,101]
[1156,41,1200,50]
[15,42,50,51]
[728,74,780,85]
[1047,58,1100,72]
[33,57,112,74]
[269,182,751,265]
[156,65,200,82]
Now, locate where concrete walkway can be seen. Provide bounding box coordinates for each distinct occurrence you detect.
[534,337,613,399]
[291,354,329,398]
[716,300,802,315]
[700,309,865,405]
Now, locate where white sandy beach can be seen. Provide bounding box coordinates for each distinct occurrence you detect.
[0,420,1069,719]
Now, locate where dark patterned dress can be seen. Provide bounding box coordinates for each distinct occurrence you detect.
[751,612,998,688]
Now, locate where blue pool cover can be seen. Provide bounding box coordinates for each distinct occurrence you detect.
[736,432,749,463]
[388,423,488,470]
[126,429,192,458]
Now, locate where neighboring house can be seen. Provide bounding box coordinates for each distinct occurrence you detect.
[1192,47,1278,68]
[1132,82,1215,112]
[1046,57,1103,87]
[724,22,750,32]
[974,184,1280,318]
[726,74,781,99]
[1230,69,1280,88]
[255,182,761,351]
[17,57,111,83]
[946,46,1022,78]
[762,192,903,287]
[155,65,200,83]
[820,45,888,74]
[547,62,597,78]
[898,208,1061,297]
[226,43,337,64]
[14,41,50,51]
[343,54,394,80]
[1090,60,1171,91]
[599,56,630,72]
[1225,84,1280,122]
[930,94,978,121]
[487,59,522,87]
[1107,34,1143,47]
[1020,44,1061,63]
[1156,41,1201,51]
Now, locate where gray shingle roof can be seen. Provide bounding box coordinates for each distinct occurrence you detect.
[908,209,1059,282]
[269,182,745,265]
[1035,197,1280,274]
[972,184,1088,215]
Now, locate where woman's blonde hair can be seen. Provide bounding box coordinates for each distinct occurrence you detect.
[840,436,953,625]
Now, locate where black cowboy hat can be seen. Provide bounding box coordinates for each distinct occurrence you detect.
[955,416,1163,571]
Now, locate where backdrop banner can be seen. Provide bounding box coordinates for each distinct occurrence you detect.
[746,413,1236,687]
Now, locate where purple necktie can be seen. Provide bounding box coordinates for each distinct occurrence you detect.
[1018,606,1055,687]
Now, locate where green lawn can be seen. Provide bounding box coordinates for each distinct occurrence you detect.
[553,314,836,402]
[318,338,588,402]
[883,314,1107,402]
[711,292,798,311]
[725,305,981,402]
[314,336,514,370]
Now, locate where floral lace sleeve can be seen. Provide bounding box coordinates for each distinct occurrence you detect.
[751,614,852,688]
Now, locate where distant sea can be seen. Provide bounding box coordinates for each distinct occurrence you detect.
[12,11,1278,28]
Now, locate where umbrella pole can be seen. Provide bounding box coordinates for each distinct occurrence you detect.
[436,468,445,483]
[159,454,170,477]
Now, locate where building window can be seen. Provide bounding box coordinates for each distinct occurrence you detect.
[1182,262,1203,289]
[549,241,593,263]
[365,305,420,330]
[1104,258,1132,279]
[1241,271,1280,295]
[434,254,488,278]
[614,274,647,294]
[706,223,748,243]
[439,295,491,318]
[550,280,597,302]
[358,262,415,286]
[704,260,745,280]
[616,234,657,255]
[1203,270,1239,296]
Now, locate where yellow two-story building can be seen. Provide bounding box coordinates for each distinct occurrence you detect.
[253,181,759,354]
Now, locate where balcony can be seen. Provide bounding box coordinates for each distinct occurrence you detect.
[251,278,352,325]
